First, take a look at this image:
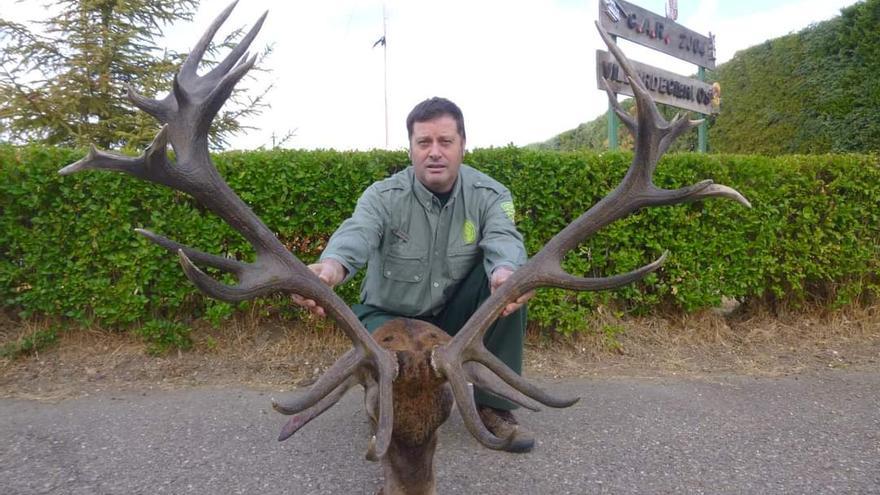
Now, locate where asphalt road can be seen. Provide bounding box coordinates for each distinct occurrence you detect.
[2,371,879,494]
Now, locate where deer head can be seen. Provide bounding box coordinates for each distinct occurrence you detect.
[60,3,749,494]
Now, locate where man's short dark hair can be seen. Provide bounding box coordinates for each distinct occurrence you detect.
[406,97,466,142]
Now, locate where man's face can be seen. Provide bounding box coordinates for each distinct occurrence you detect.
[409,115,465,194]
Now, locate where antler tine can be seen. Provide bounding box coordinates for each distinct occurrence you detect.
[206,11,268,82]
[545,251,667,291]
[178,0,239,83]
[127,84,174,123]
[433,23,751,451]
[272,351,394,459]
[272,350,362,415]
[463,349,576,409]
[275,376,361,442]
[658,112,700,156]
[601,77,636,134]
[59,126,171,181]
[60,3,399,461]
[462,362,542,412]
[177,251,287,301]
[198,52,259,136]
[135,228,245,275]
[691,183,752,206]
[446,372,518,450]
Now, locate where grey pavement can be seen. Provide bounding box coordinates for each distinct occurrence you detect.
[2,371,879,494]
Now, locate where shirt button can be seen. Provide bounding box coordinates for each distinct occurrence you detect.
[414,275,421,281]
[385,271,391,276]
[433,282,440,288]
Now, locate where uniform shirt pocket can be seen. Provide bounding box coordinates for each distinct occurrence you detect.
[379,254,428,316]
[447,246,480,280]
[382,255,426,283]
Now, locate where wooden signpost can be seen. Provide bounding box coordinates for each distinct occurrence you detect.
[597,0,717,151]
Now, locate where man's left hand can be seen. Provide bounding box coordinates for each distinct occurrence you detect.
[490,266,535,317]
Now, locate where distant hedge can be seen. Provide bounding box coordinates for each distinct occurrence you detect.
[712,0,880,154]
[2,145,878,334]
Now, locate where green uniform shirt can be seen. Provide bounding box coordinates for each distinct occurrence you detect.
[320,164,526,317]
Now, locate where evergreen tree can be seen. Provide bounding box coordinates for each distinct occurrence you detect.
[0,0,268,149]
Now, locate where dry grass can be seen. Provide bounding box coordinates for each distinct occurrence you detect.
[1,304,878,400]
[524,304,880,378]
[0,312,350,400]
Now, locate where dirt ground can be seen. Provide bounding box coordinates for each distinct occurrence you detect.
[1,305,879,401]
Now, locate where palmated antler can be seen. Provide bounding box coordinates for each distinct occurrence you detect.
[431,22,751,450]
[58,2,397,460]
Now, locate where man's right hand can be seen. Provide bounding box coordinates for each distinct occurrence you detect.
[290,259,346,317]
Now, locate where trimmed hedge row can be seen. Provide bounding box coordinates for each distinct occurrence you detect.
[1,145,878,334]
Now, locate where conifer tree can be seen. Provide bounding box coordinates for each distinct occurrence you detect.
[0,0,267,149]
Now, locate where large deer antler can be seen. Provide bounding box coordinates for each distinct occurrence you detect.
[431,22,751,450]
[58,2,398,460]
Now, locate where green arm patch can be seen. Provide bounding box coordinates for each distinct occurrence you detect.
[500,201,516,222]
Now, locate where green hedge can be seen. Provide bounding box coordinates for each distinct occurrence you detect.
[2,145,878,334]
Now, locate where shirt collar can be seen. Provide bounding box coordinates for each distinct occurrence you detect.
[412,168,462,207]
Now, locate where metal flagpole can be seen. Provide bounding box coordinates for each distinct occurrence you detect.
[382,4,389,149]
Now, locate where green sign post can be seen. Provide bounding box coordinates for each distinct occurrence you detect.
[607,33,619,150]
[698,66,707,153]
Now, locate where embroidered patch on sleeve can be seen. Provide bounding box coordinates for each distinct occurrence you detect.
[500,201,516,222]
[462,220,477,244]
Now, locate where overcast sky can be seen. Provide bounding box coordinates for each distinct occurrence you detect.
[2,0,862,151]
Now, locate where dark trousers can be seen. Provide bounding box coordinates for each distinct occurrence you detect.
[351,262,526,411]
